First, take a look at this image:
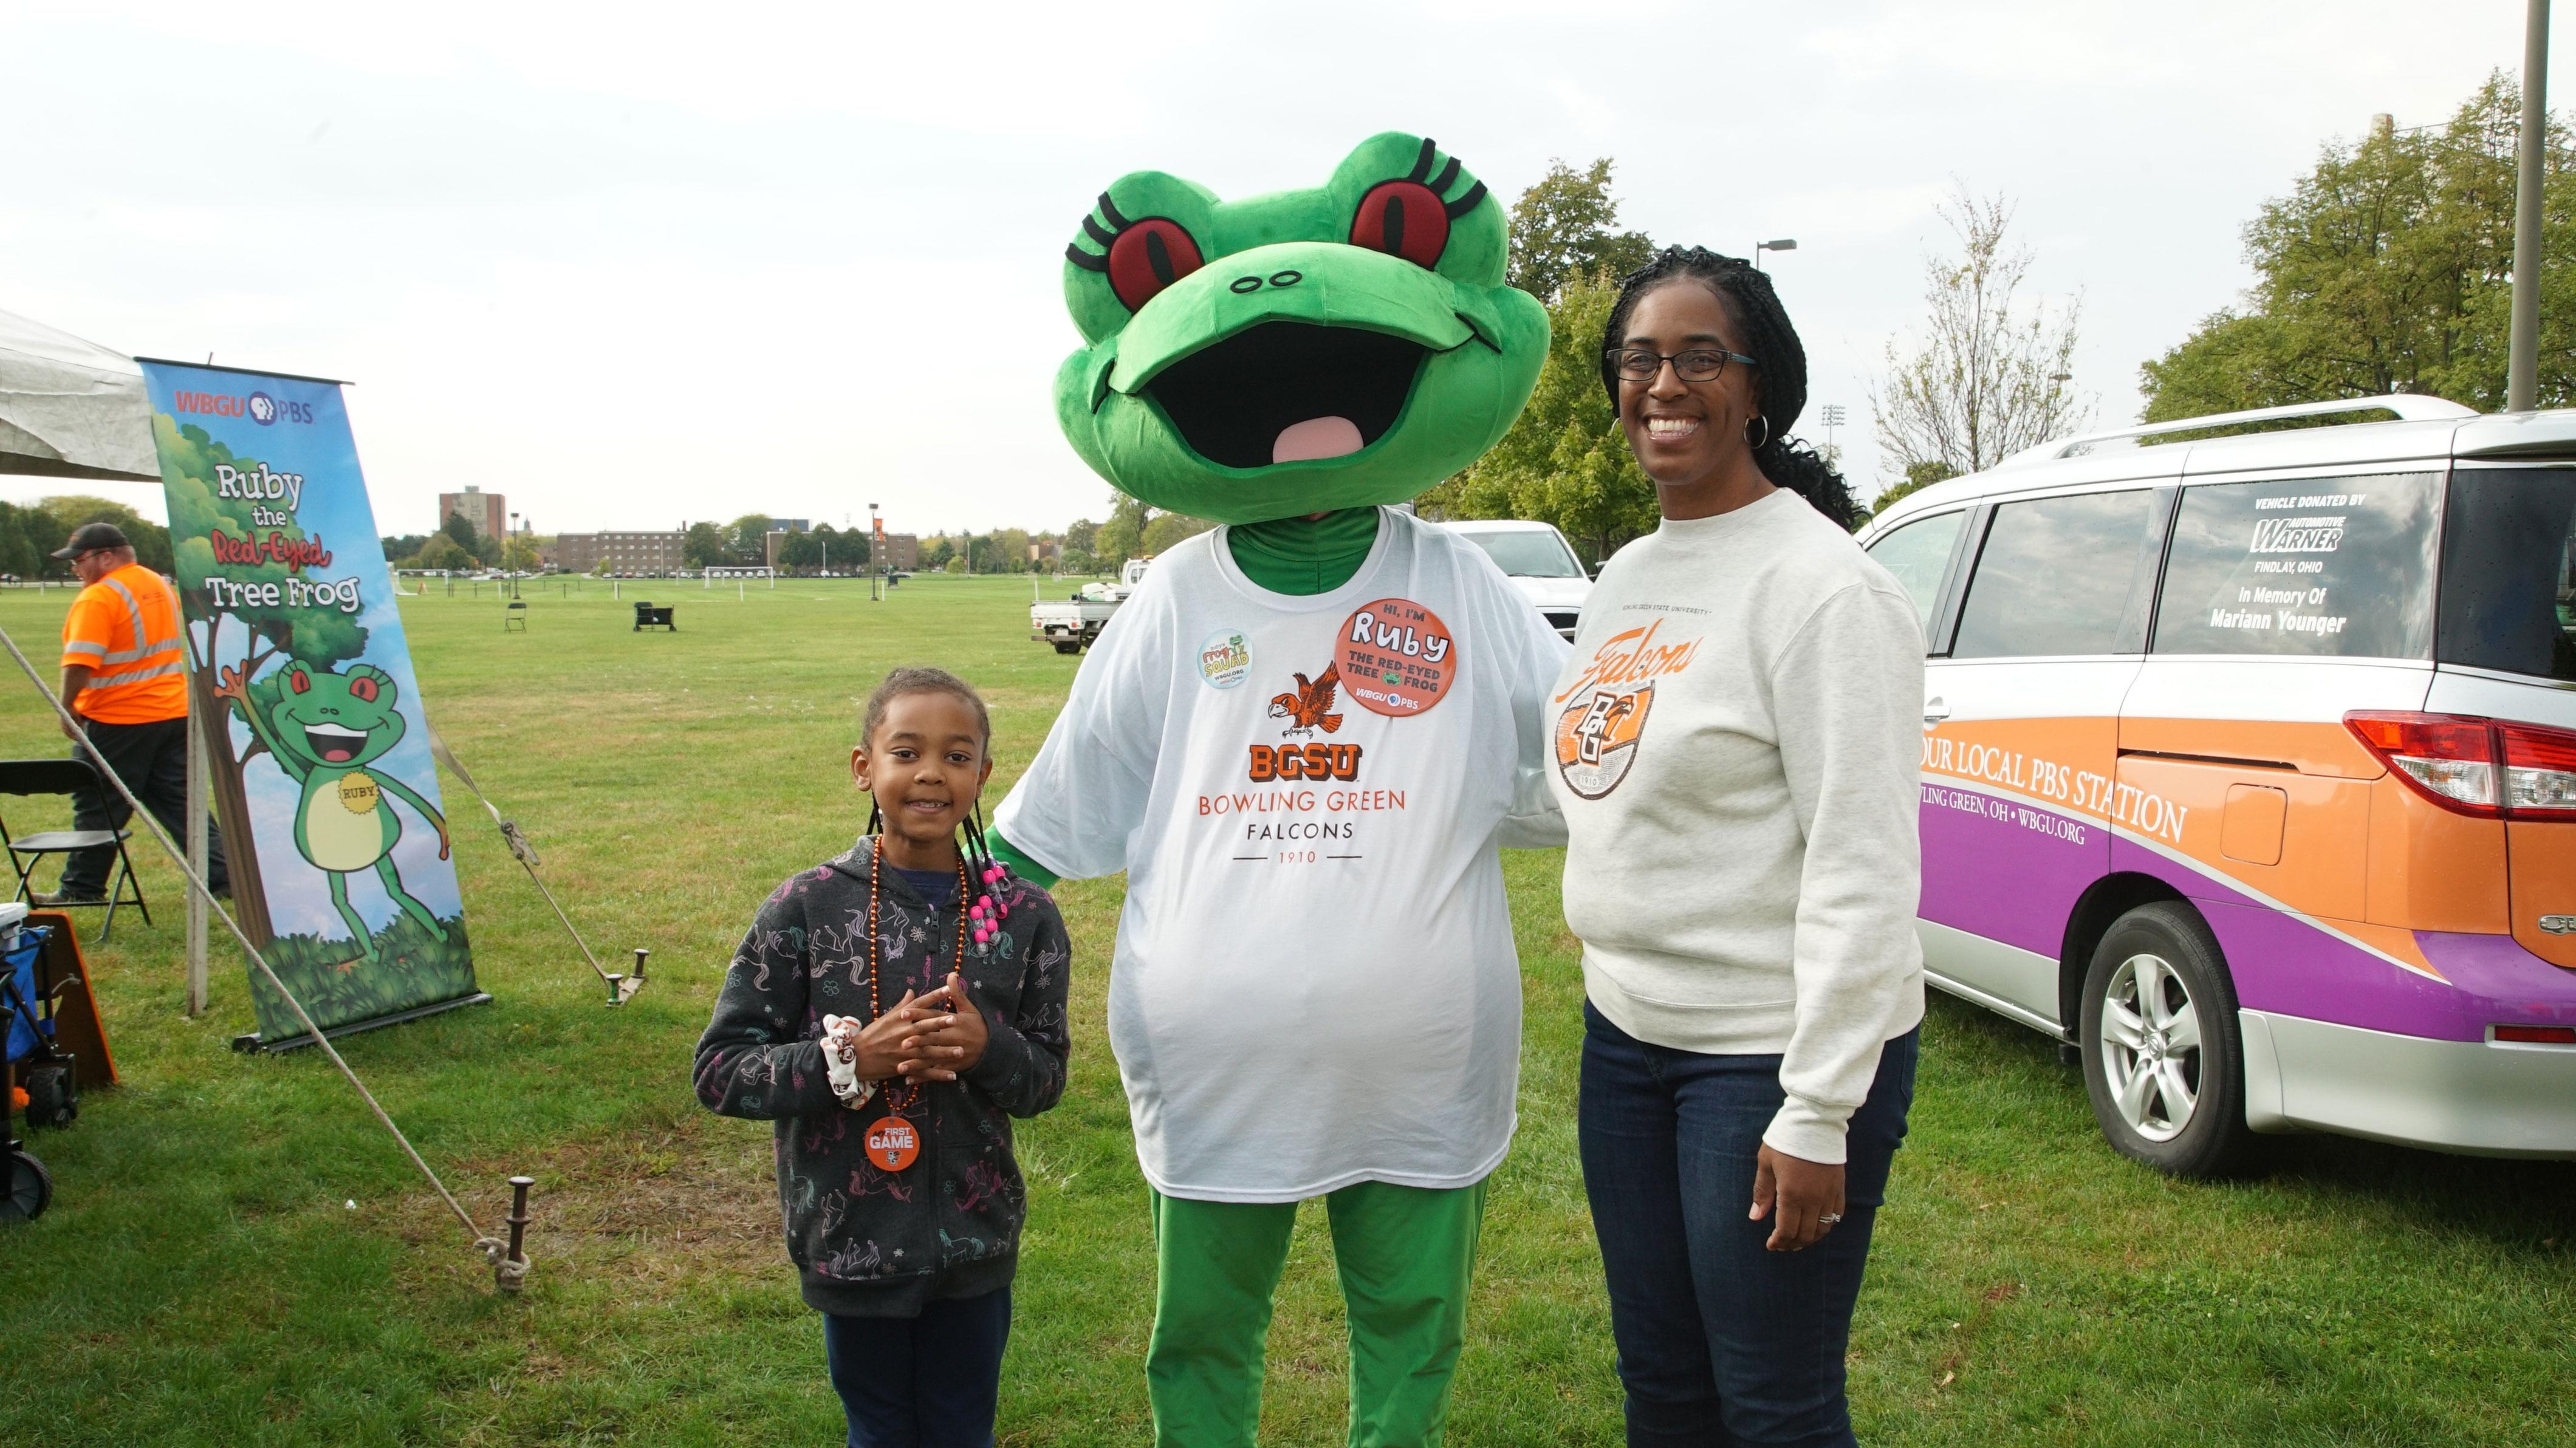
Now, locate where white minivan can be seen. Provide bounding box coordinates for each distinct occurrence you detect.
[1440,518,1592,641]
[1854,395,2576,1176]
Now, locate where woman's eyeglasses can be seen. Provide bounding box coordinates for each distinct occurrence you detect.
[1605,347,1758,383]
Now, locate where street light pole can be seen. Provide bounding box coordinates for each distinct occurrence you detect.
[1753,237,1798,270]
[2510,0,2551,411]
[868,503,882,602]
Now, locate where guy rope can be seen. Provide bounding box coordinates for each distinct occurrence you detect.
[425,728,645,1005]
[0,624,533,1293]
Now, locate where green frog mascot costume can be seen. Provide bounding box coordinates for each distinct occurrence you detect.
[990,133,1567,1447]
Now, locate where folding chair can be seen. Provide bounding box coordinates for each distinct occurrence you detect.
[505,599,528,632]
[0,760,149,943]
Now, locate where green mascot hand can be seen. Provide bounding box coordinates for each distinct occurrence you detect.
[1055,132,1549,525]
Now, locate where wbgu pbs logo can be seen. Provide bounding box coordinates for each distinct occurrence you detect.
[171,388,315,427]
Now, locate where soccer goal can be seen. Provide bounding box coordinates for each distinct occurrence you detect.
[702,567,776,590]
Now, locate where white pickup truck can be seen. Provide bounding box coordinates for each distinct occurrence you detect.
[1031,557,1151,654]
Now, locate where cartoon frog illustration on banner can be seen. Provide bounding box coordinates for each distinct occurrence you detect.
[992,133,1569,1445]
[216,657,453,963]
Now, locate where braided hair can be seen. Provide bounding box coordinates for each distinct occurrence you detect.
[1598,245,1860,528]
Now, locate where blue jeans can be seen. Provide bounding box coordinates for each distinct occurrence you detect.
[823,1287,1012,1448]
[1580,1003,1919,1448]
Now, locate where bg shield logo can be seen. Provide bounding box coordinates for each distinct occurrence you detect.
[1553,682,1654,799]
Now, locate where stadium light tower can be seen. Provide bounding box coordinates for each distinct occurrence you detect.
[1820,403,1845,461]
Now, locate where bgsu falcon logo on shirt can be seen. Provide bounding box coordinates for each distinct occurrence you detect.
[1554,682,1654,798]
[1268,663,1344,737]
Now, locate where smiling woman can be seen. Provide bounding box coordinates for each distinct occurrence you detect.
[1551,245,1926,1447]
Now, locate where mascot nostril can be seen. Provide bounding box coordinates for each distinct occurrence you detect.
[997,131,1569,1444]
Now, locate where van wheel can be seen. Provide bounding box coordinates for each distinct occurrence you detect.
[2080,902,2262,1179]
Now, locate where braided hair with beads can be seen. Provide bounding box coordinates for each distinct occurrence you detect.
[1597,245,1861,529]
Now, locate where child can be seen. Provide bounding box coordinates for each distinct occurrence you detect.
[694,666,1070,1448]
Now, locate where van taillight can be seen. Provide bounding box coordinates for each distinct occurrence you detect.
[2344,712,2576,821]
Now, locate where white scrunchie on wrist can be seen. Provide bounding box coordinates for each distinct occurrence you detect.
[820,1014,876,1110]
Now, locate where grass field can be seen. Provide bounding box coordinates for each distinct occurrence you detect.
[0,573,2569,1447]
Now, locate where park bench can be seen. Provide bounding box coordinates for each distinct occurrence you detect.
[632,602,677,632]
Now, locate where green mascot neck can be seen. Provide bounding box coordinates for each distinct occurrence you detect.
[1225,507,1382,595]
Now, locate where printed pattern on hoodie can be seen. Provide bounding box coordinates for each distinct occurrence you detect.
[693,838,1071,1316]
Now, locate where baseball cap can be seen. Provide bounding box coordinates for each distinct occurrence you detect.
[50,522,131,561]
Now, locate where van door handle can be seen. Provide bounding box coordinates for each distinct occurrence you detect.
[1922,697,1951,725]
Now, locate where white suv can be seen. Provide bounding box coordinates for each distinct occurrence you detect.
[1440,519,1592,641]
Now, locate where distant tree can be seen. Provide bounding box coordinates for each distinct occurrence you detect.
[28,494,173,575]
[501,534,543,571]
[1507,158,1657,304]
[944,554,967,575]
[1140,511,1213,557]
[920,535,955,571]
[1060,547,1097,576]
[1097,493,1150,565]
[680,521,728,569]
[438,511,487,561]
[778,529,824,572]
[1872,187,2089,485]
[2143,75,2576,420]
[381,533,429,562]
[1871,460,1962,516]
[1063,517,1099,555]
[1418,268,1655,565]
[410,534,473,570]
[722,514,772,564]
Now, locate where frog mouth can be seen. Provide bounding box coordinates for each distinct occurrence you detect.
[1146,322,1428,471]
[303,722,368,763]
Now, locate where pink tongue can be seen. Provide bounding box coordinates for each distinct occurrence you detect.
[1273,416,1364,464]
[324,749,353,762]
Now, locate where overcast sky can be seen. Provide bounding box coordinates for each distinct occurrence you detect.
[1,2,2560,537]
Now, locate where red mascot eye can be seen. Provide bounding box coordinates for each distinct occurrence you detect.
[1351,180,1450,268]
[1107,219,1205,312]
[349,675,379,703]
[287,668,310,694]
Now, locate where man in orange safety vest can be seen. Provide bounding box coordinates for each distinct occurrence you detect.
[39,521,227,903]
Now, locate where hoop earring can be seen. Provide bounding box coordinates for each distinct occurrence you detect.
[1744,415,1770,450]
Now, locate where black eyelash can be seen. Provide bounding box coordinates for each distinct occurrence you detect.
[1405,137,1438,183]
[1397,137,1488,219]
[1067,190,1134,272]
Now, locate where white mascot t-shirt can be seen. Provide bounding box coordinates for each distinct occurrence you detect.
[997,509,1568,1203]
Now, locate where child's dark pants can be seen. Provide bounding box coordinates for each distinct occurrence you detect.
[823,1286,1012,1448]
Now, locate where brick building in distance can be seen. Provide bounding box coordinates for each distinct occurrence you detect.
[438,485,506,541]
[555,530,687,574]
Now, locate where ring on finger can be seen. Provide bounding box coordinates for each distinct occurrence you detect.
[1818,1212,1843,1226]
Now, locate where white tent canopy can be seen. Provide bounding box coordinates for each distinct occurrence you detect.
[0,307,156,483]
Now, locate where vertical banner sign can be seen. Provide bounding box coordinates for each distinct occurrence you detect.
[135,362,481,1045]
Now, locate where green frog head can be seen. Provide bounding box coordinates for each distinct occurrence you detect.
[1057,132,1548,524]
[268,659,406,770]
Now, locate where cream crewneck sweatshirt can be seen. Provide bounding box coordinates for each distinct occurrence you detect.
[1547,488,1927,1164]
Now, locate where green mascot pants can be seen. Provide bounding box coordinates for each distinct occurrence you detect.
[1146,1178,1487,1448]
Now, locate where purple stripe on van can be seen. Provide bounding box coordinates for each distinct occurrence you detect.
[2106,838,2576,1040]
[1919,780,2102,958]
[1919,780,2576,1042]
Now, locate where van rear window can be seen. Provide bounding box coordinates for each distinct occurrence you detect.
[2439,468,2576,683]
[2151,473,2439,659]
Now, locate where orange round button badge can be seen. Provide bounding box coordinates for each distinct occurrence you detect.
[1337,598,1457,717]
[866,1114,921,1172]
